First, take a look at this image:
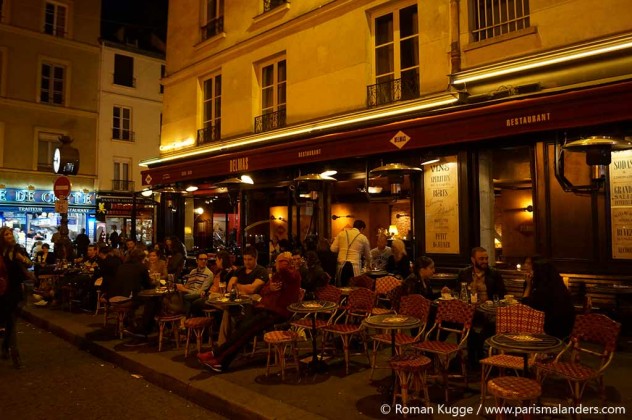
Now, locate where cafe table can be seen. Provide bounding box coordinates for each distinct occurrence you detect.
[365,270,389,279]
[287,300,338,373]
[487,333,563,374]
[206,294,255,346]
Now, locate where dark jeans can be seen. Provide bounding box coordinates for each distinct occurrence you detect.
[2,307,20,353]
[215,308,283,369]
[337,262,354,287]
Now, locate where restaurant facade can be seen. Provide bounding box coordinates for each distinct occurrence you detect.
[141,0,632,274]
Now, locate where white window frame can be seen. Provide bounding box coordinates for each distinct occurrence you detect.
[43,1,68,37]
[38,58,69,106]
[371,2,420,102]
[259,57,286,116]
[113,157,132,191]
[35,129,65,172]
[201,73,221,132]
[470,0,530,42]
[112,105,133,141]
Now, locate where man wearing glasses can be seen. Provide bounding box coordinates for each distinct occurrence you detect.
[177,253,213,314]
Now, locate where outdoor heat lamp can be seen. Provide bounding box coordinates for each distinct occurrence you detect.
[369,163,421,195]
[563,136,632,181]
[294,173,337,200]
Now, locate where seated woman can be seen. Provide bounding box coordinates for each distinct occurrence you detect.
[145,249,167,285]
[385,239,411,279]
[402,256,436,300]
[522,258,575,339]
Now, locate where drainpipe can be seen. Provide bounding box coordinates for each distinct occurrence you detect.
[450,0,462,73]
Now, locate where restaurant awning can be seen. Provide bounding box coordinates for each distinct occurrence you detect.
[141,80,632,187]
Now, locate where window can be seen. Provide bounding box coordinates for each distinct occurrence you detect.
[37,131,63,171]
[44,1,67,37]
[113,54,135,87]
[369,4,419,107]
[113,158,132,191]
[40,62,66,105]
[113,106,133,141]
[197,74,221,145]
[263,0,287,13]
[471,0,530,42]
[159,64,166,94]
[0,0,5,22]
[202,0,224,41]
[255,58,286,133]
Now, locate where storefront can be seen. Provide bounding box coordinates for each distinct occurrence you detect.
[95,193,156,246]
[142,81,632,274]
[0,186,96,253]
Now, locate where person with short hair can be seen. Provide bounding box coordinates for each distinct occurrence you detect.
[330,219,371,287]
[370,233,392,271]
[74,228,90,258]
[178,253,213,315]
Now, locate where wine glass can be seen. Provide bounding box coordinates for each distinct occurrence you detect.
[493,294,500,306]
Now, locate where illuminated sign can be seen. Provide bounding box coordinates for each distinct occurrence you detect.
[0,188,94,206]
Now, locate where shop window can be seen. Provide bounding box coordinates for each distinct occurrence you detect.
[368,4,419,107]
[197,74,221,145]
[44,1,67,37]
[37,130,63,171]
[202,0,224,41]
[255,58,286,133]
[113,54,135,87]
[471,0,530,42]
[40,62,66,105]
[112,106,133,141]
[113,158,133,191]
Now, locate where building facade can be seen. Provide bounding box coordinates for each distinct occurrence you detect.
[142,0,632,274]
[0,0,100,252]
[96,40,165,245]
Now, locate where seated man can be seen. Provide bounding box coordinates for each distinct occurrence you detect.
[198,252,301,372]
[370,233,392,271]
[177,253,213,314]
[217,246,269,345]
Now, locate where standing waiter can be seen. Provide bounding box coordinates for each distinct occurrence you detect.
[330,220,371,287]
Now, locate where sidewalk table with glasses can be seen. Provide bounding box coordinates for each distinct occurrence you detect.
[487,333,563,373]
[288,300,338,373]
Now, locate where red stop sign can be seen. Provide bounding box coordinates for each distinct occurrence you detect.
[53,176,72,199]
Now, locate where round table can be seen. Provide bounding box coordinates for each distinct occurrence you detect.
[365,270,389,279]
[205,295,253,308]
[487,333,563,373]
[288,300,338,372]
[138,289,170,298]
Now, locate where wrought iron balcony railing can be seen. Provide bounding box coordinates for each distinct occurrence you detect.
[201,16,224,41]
[112,179,135,192]
[112,129,135,141]
[366,77,420,108]
[197,125,221,146]
[254,109,286,133]
[264,0,288,12]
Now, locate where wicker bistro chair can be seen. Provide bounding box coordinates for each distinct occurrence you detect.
[264,330,301,381]
[390,353,433,416]
[487,376,542,420]
[480,304,545,402]
[370,295,432,379]
[412,299,476,402]
[108,296,134,339]
[290,285,342,337]
[349,274,375,290]
[184,316,214,357]
[372,276,402,316]
[535,313,621,407]
[321,288,375,375]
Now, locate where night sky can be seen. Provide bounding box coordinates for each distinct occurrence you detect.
[101,0,169,44]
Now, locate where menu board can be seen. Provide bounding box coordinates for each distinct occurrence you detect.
[610,150,632,259]
[424,155,459,254]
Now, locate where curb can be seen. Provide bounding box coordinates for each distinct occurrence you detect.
[20,306,325,420]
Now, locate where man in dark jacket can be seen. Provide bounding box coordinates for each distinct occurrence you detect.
[457,247,506,301]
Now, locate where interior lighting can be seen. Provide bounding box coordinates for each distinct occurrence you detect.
[140,189,153,197]
[185,185,199,192]
[388,225,399,238]
[240,175,254,184]
[452,33,632,85]
[195,207,204,215]
[140,93,459,167]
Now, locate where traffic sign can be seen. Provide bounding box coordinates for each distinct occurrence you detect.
[55,198,68,214]
[53,176,72,199]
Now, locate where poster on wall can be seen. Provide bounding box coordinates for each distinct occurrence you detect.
[424,155,459,254]
[610,150,632,259]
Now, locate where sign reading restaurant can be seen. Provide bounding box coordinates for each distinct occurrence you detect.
[506,112,551,127]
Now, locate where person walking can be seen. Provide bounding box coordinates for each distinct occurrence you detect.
[0,226,32,368]
[330,219,371,287]
[74,228,90,258]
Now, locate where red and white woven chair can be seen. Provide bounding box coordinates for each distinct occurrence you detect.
[480,303,545,402]
[390,353,432,415]
[487,376,542,420]
[412,299,475,402]
[290,285,342,337]
[264,330,301,381]
[535,313,621,407]
[372,276,402,316]
[321,287,374,375]
[370,294,431,379]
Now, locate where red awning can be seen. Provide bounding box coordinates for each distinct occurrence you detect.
[142,80,632,186]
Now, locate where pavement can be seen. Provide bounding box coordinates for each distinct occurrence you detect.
[17,302,632,419]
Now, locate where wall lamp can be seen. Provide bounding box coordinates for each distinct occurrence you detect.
[331,214,353,220]
[396,213,409,219]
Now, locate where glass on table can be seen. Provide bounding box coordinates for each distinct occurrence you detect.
[493,294,500,306]
[219,282,227,295]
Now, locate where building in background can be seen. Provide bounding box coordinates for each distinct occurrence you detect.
[0,0,100,252]
[142,0,632,274]
[95,34,165,246]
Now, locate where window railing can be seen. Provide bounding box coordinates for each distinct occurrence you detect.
[201,16,224,41]
[196,125,221,146]
[113,74,136,88]
[366,77,420,108]
[263,0,288,13]
[43,26,67,37]
[112,129,135,141]
[112,179,135,191]
[472,0,530,42]
[254,109,286,133]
